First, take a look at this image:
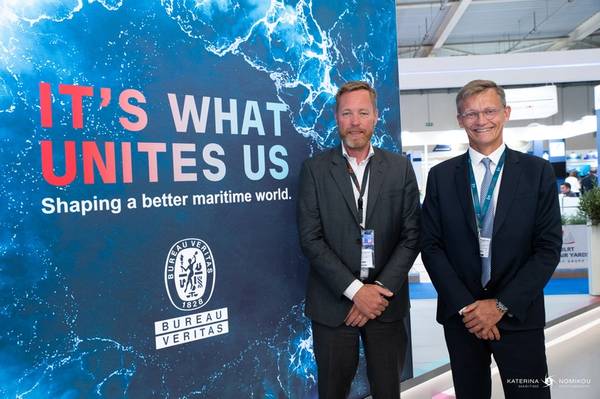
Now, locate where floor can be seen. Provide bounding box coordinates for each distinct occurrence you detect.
[401,301,600,399]
[402,288,600,399]
[409,291,599,377]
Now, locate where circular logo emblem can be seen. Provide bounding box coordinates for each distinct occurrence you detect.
[164,238,215,311]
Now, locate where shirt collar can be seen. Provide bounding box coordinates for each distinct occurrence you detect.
[342,144,375,165]
[469,143,506,166]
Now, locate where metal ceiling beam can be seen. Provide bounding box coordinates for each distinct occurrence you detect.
[413,45,434,58]
[428,0,472,56]
[509,40,555,53]
[412,0,472,58]
[400,33,600,53]
[399,34,600,58]
[398,49,600,90]
[547,11,600,51]
[411,4,454,58]
[396,0,529,10]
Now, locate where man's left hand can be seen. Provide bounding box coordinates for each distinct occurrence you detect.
[344,304,369,327]
[475,325,501,340]
[462,299,504,334]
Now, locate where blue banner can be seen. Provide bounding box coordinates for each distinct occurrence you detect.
[0,1,402,397]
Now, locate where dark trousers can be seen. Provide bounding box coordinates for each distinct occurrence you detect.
[444,321,550,399]
[312,319,407,399]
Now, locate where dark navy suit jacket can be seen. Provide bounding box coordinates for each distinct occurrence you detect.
[421,147,562,330]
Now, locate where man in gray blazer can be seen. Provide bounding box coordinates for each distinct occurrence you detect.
[297,81,420,398]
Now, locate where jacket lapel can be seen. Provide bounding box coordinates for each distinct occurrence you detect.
[329,147,360,225]
[493,148,521,235]
[455,152,478,237]
[365,149,385,225]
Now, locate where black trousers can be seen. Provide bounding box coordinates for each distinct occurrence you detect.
[312,319,407,399]
[444,320,550,399]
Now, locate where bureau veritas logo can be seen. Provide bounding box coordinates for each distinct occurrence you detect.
[155,238,229,350]
[165,238,215,311]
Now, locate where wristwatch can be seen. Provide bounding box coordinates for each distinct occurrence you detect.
[496,299,508,314]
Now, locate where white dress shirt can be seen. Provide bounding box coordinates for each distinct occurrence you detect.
[459,144,506,315]
[468,143,506,216]
[342,144,375,300]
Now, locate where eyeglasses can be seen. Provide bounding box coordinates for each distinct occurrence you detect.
[459,108,502,122]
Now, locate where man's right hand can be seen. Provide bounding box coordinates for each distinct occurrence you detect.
[352,284,393,319]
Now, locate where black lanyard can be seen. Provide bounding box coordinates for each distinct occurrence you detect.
[345,158,371,226]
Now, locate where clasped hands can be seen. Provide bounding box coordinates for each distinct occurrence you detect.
[461,299,505,340]
[344,284,393,327]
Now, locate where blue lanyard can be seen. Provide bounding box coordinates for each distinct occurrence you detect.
[467,151,506,229]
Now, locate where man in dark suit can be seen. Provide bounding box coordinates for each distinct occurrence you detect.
[560,182,576,197]
[297,81,420,398]
[421,79,562,399]
[580,167,597,194]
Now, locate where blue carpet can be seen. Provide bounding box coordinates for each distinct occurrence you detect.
[409,278,589,300]
[409,282,439,299]
[543,278,589,295]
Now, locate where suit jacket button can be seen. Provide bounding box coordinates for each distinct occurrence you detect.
[356,238,361,245]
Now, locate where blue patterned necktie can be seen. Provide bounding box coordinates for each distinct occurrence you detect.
[480,157,494,287]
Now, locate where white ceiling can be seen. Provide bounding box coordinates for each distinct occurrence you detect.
[396,0,600,58]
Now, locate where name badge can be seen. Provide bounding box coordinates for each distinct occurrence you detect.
[360,229,375,279]
[479,236,491,258]
[361,249,374,269]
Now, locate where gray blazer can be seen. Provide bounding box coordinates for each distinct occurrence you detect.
[297,146,421,327]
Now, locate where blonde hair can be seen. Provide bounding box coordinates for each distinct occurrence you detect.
[456,80,506,113]
[335,81,377,111]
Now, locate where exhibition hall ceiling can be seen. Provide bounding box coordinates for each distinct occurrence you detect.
[396,0,600,58]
